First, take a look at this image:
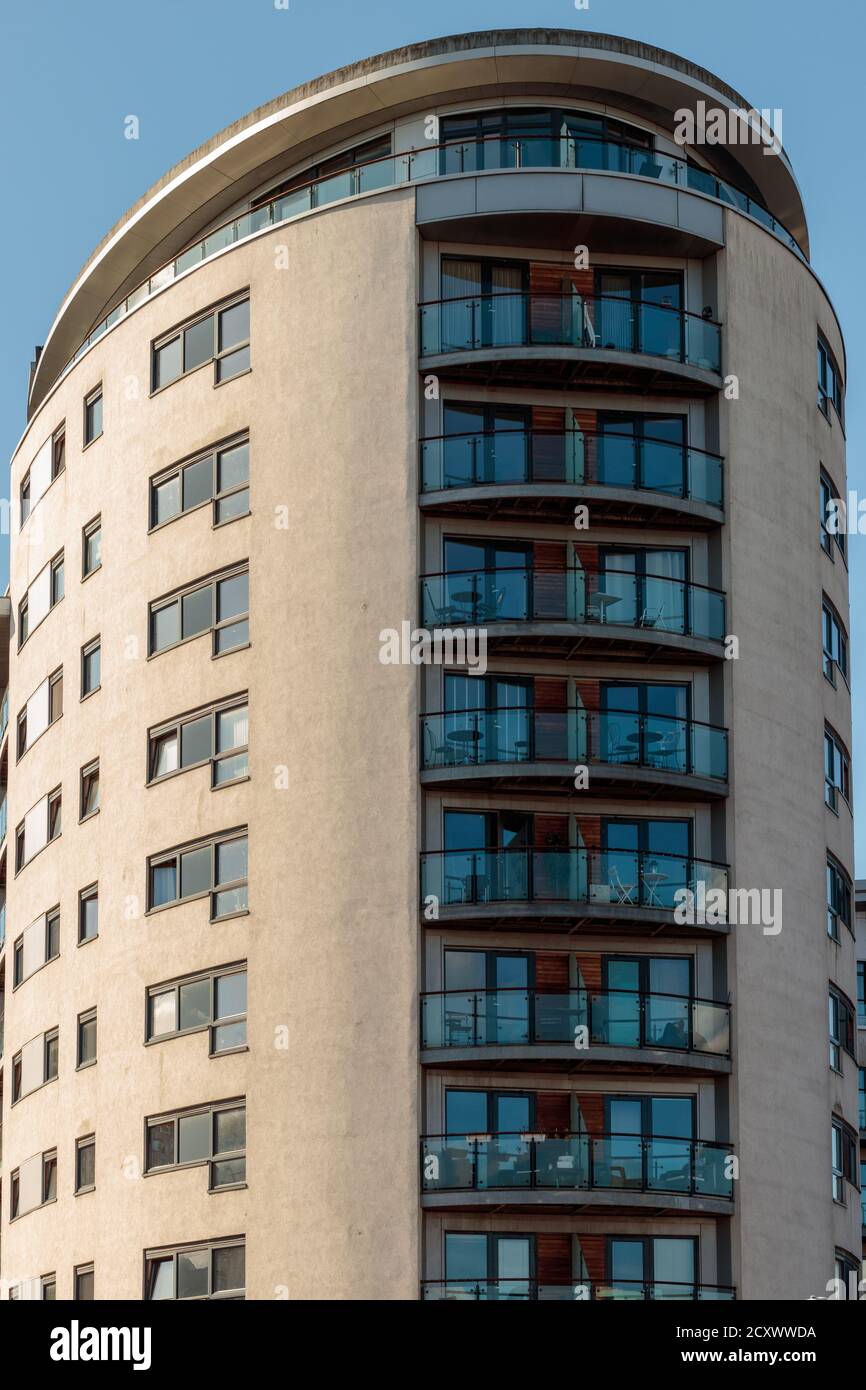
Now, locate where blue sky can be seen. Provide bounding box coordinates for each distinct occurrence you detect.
[2,0,864,864]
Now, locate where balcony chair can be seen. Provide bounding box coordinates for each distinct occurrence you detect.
[609,864,637,904]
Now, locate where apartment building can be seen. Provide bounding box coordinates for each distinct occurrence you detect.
[0,28,858,1300]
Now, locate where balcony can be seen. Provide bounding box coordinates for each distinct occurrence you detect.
[420,847,729,932]
[421,707,728,799]
[421,1132,734,1214]
[421,1278,735,1301]
[420,986,730,1074]
[420,566,726,661]
[420,426,723,526]
[418,293,721,394]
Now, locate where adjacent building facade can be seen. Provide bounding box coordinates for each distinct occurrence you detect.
[0,29,859,1300]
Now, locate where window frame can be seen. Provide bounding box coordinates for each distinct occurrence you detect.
[824,724,851,814]
[149,432,250,533]
[11,1026,59,1105]
[78,883,99,946]
[75,1135,96,1194]
[817,334,844,425]
[147,694,249,789]
[822,598,849,688]
[16,666,63,762]
[145,961,248,1055]
[826,855,853,941]
[143,1238,245,1301]
[144,1097,246,1191]
[79,758,100,822]
[74,1264,95,1301]
[77,1008,97,1070]
[83,384,103,447]
[829,987,856,1072]
[831,1118,858,1204]
[80,636,101,698]
[82,514,102,579]
[13,907,61,989]
[146,828,248,922]
[819,468,846,563]
[150,292,250,396]
[148,563,249,659]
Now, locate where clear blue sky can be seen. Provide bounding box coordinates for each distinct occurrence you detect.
[2,0,864,865]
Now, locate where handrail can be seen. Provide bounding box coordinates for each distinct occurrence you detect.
[420,425,723,463]
[54,128,802,395]
[421,845,729,871]
[422,984,726,1006]
[421,563,725,598]
[423,1129,730,1146]
[421,1277,737,1299]
[419,289,721,328]
[422,704,726,734]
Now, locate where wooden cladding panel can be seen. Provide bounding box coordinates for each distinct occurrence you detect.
[535,952,571,990]
[536,1091,571,1134]
[537,1233,573,1286]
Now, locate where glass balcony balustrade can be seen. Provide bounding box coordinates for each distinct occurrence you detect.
[421,706,728,780]
[420,426,723,509]
[60,130,802,391]
[421,1132,734,1200]
[420,846,728,913]
[421,1278,736,1301]
[421,986,730,1057]
[420,566,726,643]
[419,292,721,373]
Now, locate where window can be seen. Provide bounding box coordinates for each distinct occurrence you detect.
[829,988,856,1071]
[824,726,851,812]
[859,1069,865,1132]
[149,565,249,657]
[81,637,101,696]
[77,1009,97,1068]
[146,1098,246,1190]
[17,667,63,759]
[831,1119,857,1202]
[151,294,250,392]
[148,697,248,787]
[826,856,853,941]
[17,552,65,649]
[84,385,103,445]
[147,963,247,1054]
[79,884,99,944]
[74,1265,95,1301]
[822,599,848,685]
[76,1136,95,1193]
[151,435,250,529]
[51,552,64,605]
[858,963,865,1026]
[42,1275,57,1301]
[15,786,62,872]
[82,516,102,577]
[834,1251,861,1300]
[13,907,60,987]
[80,760,100,820]
[818,334,844,422]
[20,423,65,526]
[148,831,248,920]
[144,1239,245,1300]
[12,1027,59,1103]
[820,469,846,561]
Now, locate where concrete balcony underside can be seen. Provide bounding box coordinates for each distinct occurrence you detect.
[421,1188,733,1217]
[425,903,730,936]
[420,760,728,801]
[420,1043,732,1076]
[445,623,725,663]
[416,169,727,260]
[419,482,723,529]
[420,346,722,397]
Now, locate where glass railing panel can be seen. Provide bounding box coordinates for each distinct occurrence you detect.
[534,1135,590,1189]
[693,1141,734,1199]
[646,1137,694,1193]
[636,302,685,361]
[592,1135,644,1190]
[315,170,356,205]
[688,448,723,508]
[685,315,722,372]
[359,157,396,193]
[274,186,313,221]
[644,991,692,1050]
[698,1286,737,1301]
[692,1000,730,1055]
[689,584,726,641]
[691,722,728,779]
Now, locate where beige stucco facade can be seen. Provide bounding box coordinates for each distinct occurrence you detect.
[0,29,857,1301]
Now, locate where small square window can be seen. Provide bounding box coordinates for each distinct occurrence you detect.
[153,336,182,391]
[84,388,103,445]
[152,474,181,526]
[51,554,64,605]
[43,1153,58,1204]
[74,1265,95,1301]
[48,790,62,842]
[50,670,64,723]
[52,426,66,479]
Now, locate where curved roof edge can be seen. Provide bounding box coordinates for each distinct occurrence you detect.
[28,27,811,418]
